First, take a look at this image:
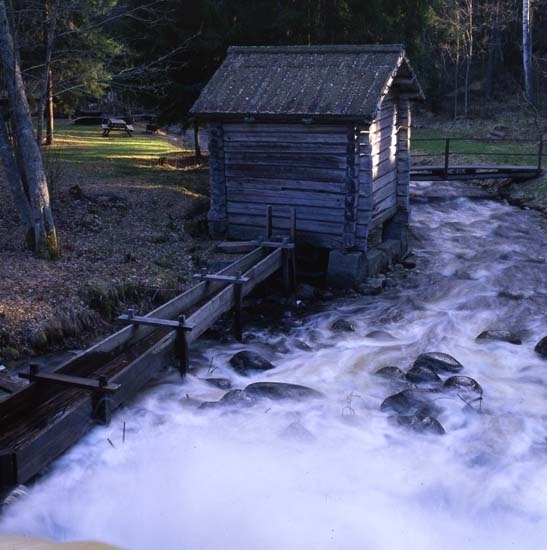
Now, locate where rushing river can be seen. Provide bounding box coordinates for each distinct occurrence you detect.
[1,181,547,549]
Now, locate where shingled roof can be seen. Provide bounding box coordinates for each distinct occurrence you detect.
[190,44,424,123]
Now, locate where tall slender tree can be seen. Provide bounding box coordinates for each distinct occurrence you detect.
[522,0,534,104]
[0,0,59,258]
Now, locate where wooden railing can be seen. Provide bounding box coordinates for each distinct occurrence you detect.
[410,136,546,180]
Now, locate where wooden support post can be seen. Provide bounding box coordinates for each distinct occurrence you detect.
[266,205,273,240]
[0,452,16,489]
[537,137,544,171]
[233,274,243,341]
[290,207,297,293]
[444,139,450,177]
[175,315,190,376]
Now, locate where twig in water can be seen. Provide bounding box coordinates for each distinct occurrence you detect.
[107,438,115,448]
[123,421,126,443]
[207,356,217,376]
[342,392,361,416]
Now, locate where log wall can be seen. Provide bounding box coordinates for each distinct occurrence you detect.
[207,96,408,252]
[220,123,350,249]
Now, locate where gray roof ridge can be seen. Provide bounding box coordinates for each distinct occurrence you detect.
[227,44,405,54]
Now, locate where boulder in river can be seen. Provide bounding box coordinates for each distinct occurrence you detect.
[476,330,522,345]
[412,352,464,374]
[374,366,406,380]
[228,350,275,376]
[535,336,547,358]
[443,375,483,396]
[380,389,441,417]
[391,413,445,435]
[203,377,232,390]
[330,318,356,332]
[199,388,259,410]
[244,381,324,401]
[405,364,443,388]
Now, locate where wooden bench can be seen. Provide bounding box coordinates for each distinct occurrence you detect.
[101,118,134,136]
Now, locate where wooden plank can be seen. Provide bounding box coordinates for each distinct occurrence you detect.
[224,123,347,134]
[225,164,345,182]
[228,225,344,249]
[14,396,95,485]
[223,133,348,144]
[372,170,397,194]
[224,142,348,155]
[186,248,283,342]
[227,188,345,208]
[226,176,346,194]
[227,202,344,222]
[228,214,343,236]
[224,152,347,170]
[18,371,121,394]
[51,248,266,365]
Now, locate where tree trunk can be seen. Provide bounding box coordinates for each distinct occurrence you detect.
[0,117,33,243]
[522,0,534,105]
[37,0,58,146]
[0,0,60,259]
[46,67,54,145]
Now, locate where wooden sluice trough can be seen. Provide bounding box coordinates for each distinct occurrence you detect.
[0,232,296,494]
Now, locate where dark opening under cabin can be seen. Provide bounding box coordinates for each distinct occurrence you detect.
[190,44,424,286]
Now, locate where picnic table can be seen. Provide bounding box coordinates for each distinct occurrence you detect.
[101,118,134,136]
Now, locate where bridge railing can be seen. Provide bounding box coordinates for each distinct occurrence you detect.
[411,136,546,173]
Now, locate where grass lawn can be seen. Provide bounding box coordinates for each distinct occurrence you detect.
[412,128,545,167]
[45,121,203,184]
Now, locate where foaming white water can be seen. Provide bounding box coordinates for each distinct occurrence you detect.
[1,184,547,549]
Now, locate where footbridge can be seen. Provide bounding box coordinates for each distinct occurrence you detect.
[410,136,545,181]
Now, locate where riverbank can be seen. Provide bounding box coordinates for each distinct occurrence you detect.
[0,122,546,367]
[0,125,220,367]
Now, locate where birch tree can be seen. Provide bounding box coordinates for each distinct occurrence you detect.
[522,0,534,104]
[0,0,59,258]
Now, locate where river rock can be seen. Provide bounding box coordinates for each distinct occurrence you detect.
[228,350,275,376]
[331,318,356,332]
[443,375,483,395]
[405,365,443,387]
[203,377,232,390]
[366,330,396,340]
[412,352,464,374]
[244,381,324,401]
[535,336,547,358]
[374,366,406,380]
[280,421,315,442]
[476,330,522,345]
[391,414,446,435]
[380,389,440,416]
[199,388,259,410]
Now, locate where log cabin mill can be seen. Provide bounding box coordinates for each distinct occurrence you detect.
[190,44,424,286]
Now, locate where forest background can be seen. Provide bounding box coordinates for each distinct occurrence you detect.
[1,0,547,361]
[5,0,547,129]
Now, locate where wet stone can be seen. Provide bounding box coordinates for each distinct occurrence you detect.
[244,381,324,401]
[391,414,446,435]
[405,365,443,387]
[476,330,522,345]
[535,336,547,358]
[280,421,315,443]
[199,388,259,410]
[203,377,232,390]
[331,318,356,332]
[413,352,464,374]
[374,366,406,380]
[443,375,483,396]
[366,330,396,340]
[380,389,440,417]
[228,350,275,376]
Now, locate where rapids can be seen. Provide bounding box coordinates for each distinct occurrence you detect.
[1,180,547,549]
